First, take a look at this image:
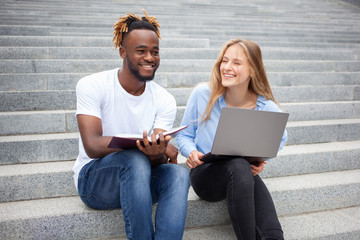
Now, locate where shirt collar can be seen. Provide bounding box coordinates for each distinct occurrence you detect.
[255,94,266,110]
[218,93,266,110]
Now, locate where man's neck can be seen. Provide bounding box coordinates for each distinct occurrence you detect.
[118,69,146,96]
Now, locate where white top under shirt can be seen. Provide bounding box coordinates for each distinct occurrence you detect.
[73,68,176,189]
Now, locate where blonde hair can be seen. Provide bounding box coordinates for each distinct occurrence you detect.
[112,9,161,49]
[202,39,278,122]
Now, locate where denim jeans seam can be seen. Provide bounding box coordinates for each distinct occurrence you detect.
[81,164,124,178]
[80,193,114,209]
[152,174,164,231]
[119,165,133,239]
[226,167,242,234]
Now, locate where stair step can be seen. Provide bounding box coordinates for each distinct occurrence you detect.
[0,47,356,60]
[0,132,78,165]
[0,116,360,149]
[1,170,359,239]
[1,140,360,202]
[1,101,360,135]
[286,118,360,144]
[1,72,359,91]
[1,85,359,111]
[183,206,360,240]
[0,35,210,48]
[1,59,359,74]
[1,36,359,49]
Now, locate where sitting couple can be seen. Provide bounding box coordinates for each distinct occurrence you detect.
[73,10,287,240]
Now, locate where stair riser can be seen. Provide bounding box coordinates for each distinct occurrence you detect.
[2,102,360,135]
[1,146,360,202]
[1,182,359,240]
[0,137,78,165]
[1,72,359,91]
[0,47,355,60]
[1,86,359,111]
[1,59,360,74]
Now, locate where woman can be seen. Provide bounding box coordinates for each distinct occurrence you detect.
[176,39,287,240]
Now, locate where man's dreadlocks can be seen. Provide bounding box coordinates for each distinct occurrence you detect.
[112,9,161,49]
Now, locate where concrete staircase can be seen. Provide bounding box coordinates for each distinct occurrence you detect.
[1,0,360,239]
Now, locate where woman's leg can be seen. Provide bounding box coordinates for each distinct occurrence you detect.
[190,158,256,239]
[254,175,284,240]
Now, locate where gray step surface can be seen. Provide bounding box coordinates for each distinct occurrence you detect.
[1,72,359,92]
[183,206,360,240]
[0,36,210,48]
[1,101,360,135]
[1,0,360,239]
[1,47,356,60]
[0,132,78,165]
[2,17,360,32]
[1,59,360,74]
[1,122,359,165]
[1,117,359,147]
[1,169,360,239]
[1,85,359,111]
[1,36,358,50]
[1,140,360,202]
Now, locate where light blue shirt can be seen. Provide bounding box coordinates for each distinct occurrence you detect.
[176,83,288,158]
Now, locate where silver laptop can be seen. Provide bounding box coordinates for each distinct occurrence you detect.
[201,107,289,163]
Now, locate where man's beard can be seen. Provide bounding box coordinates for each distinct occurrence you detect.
[126,55,158,82]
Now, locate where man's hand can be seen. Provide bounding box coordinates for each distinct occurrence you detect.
[186,150,204,169]
[136,130,170,166]
[166,143,178,164]
[251,161,267,176]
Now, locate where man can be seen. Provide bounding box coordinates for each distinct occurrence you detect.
[73,10,190,240]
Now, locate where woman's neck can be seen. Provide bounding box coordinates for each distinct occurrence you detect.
[225,87,257,109]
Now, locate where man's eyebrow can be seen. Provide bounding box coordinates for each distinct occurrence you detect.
[135,45,159,50]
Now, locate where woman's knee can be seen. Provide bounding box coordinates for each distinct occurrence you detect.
[225,158,254,184]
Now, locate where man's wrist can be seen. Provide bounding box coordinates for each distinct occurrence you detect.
[149,153,168,165]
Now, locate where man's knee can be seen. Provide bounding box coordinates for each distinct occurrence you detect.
[165,164,190,189]
[112,149,150,169]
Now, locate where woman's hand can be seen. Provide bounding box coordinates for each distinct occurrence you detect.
[186,150,204,169]
[251,161,267,176]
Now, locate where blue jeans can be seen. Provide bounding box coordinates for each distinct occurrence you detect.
[77,149,190,240]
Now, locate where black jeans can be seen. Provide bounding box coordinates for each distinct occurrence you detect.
[190,157,284,240]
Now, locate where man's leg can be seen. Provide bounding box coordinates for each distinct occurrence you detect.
[77,149,154,240]
[150,164,190,240]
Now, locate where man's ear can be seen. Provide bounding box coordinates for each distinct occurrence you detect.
[119,45,126,58]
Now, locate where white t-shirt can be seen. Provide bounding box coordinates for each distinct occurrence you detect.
[73,68,176,188]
